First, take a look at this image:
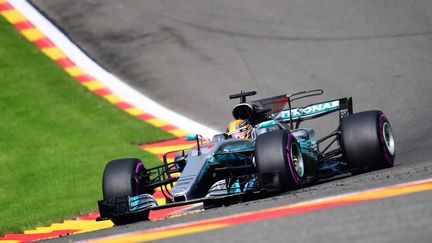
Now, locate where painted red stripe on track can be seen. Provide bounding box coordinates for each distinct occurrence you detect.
[76,74,95,83]
[0,2,13,11]
[93,88,112,96]
[138,202,352,234]
[214,200,351,226]
[159,124,179,131]
[14,21,35,30]
[76,212,100,220]
[33,38,55,48]
[56,57,75,68]
[141,137,193,148]
[115,102,133,109]
[1,230,78,242]
[137,113,156,120]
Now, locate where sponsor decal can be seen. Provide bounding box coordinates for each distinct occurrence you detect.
[274,100,340,119]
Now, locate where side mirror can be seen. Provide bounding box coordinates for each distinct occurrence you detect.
[185,134,203,155]
[185,134,199,141]
[212,134,227,142]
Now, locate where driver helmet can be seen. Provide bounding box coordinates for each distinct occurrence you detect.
[226,119,252,139]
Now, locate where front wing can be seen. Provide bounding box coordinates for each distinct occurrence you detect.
[97,191,262,224]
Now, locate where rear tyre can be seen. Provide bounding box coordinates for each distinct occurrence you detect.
[102,158,151,225]
[340,111,395,172]
[255,130,304,192]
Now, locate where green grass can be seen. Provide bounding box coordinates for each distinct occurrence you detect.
[0,17,173,235]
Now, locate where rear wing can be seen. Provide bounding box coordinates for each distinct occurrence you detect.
[256,89,353,129]
[272,97,353,128]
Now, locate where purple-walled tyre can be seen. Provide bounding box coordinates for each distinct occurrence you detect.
[286,133,305,186]
[255,129,304,192]
[340,110,395,171]
[102,158,152,225]
[102,158,147,200]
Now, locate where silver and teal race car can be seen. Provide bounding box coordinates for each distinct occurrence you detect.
[97,89,396,225]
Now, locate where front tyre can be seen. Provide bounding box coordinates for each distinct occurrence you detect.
[102,158,151,225]
[103,158,149,200]
[255,130,304,192]
[340,111,395,171]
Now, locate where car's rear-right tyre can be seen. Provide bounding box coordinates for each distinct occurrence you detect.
[340,110,395,172]
[255,129,304,192]
[102,158,151,225]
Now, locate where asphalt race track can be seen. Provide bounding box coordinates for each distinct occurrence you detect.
[30,0,432,242]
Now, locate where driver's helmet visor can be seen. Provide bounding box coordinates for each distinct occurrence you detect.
[229,131,246,139]
[227,128,249,139]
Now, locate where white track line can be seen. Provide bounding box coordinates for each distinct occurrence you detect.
[9,0,219,138]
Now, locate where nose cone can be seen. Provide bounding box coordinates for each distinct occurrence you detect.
[170,142,219,201]
[170,150,212,201]
[170,175,196,201]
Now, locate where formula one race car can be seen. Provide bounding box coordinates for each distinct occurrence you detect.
[97,89,395,225]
